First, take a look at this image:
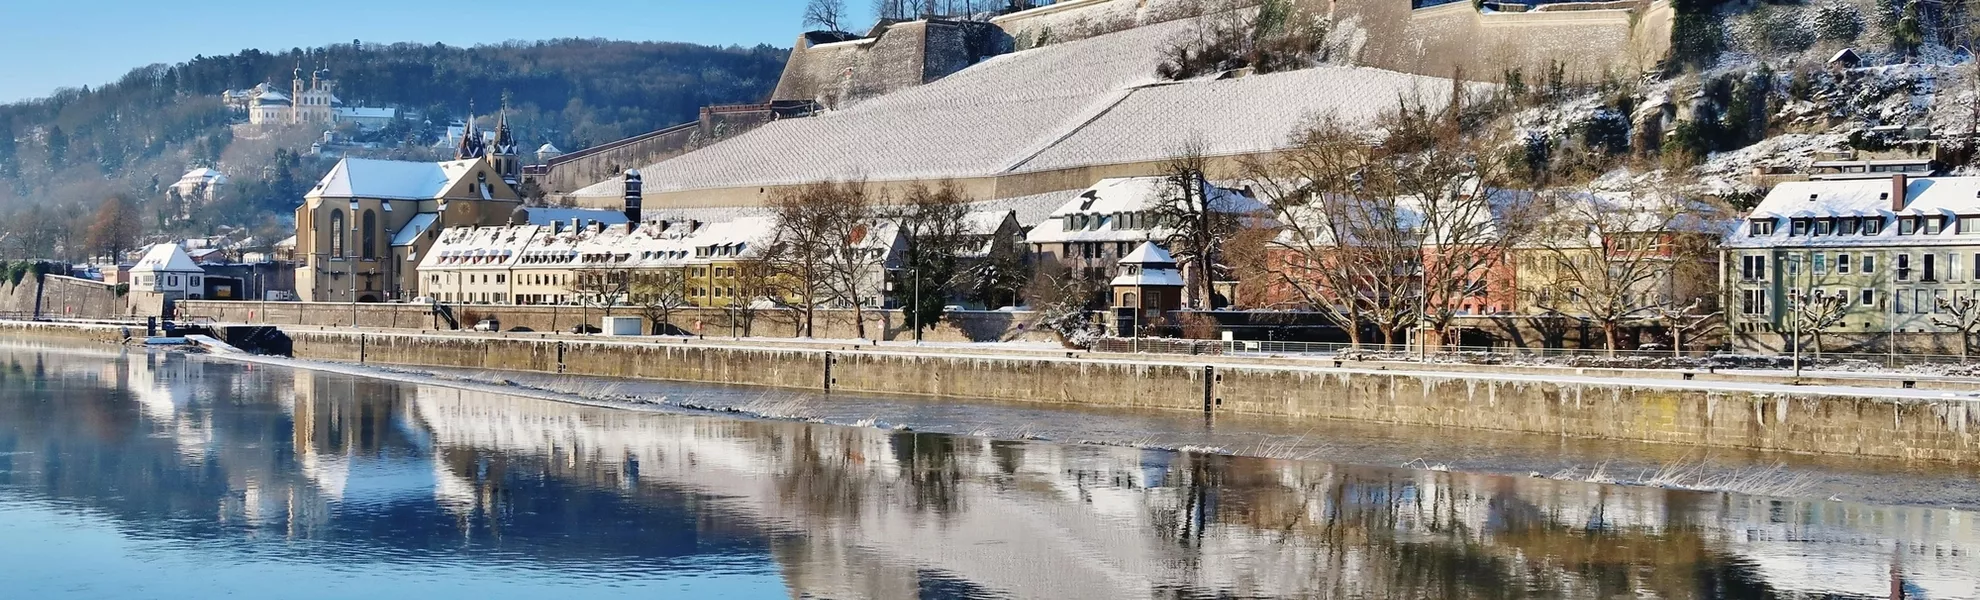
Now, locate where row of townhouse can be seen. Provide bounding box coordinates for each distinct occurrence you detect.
[416,211,1024,311]
[1724,174,1980,353]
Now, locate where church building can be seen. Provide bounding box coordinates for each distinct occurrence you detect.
[293,115,526,302]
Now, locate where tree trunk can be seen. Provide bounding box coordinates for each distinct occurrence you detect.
[853,302,867,340]
[1603,321,1620,358]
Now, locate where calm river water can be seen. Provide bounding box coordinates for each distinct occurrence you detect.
[0,342,1976,599]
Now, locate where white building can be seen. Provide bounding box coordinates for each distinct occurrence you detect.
[1025,176,1263,282]
[130,244,206,300]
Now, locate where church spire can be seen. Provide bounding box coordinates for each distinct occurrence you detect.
[455,101,485,160]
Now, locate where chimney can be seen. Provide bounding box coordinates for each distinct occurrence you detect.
[1893,173,1909,211]
[623,169,644,224]
[570,218,581,233]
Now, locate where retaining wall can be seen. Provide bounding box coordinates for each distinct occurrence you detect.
[176,300,1065,344]
[279,329,1980,463]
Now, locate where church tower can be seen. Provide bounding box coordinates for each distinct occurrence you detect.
[290,66,306,125]
[455,107,486,160]
[490,106,521,186]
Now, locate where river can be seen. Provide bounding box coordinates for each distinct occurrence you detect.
[0,342,1975,599]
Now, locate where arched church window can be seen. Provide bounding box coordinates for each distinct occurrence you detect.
[330,210,345,257]
[362,210,378,259]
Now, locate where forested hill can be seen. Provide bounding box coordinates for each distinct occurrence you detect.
[0,39,787,260]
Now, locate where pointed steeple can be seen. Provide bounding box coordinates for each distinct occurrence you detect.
[455,102,485,160]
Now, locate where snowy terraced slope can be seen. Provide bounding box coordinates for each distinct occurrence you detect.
[571,13,1475,202]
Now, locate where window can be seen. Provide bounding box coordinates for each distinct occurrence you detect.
[1898,254,1912,281]
[1740,289,1769,316]
[1863,254,1876,274]
[1937,289,1949,313]
[1791,219,1808,236]
[1814,253,1828,274]
[190,276,202,287]
[1901,217,1918,235]
[1838,254,1852,274]
[1840,218,1860,235]
[361,210,378,260]
[1962,216,1980,234]
[1954,254,1966,283]
[1897,290,1908,314]
[1862,289,1876,306]
[1749,220,1775,236]
[1786,255,1800,277]
[1928,217,1945,235]
[1815,219,1832,236]
[1865,218,1884,235]
[330,209,346,258]
[1925,253,1938,281]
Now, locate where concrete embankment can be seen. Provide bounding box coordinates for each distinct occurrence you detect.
[267,329,1980,463]
[8,322,1979,463]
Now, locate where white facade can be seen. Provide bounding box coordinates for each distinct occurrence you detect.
[130,244,206,299]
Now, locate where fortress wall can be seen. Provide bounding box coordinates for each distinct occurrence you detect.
[1335,0,1669,82]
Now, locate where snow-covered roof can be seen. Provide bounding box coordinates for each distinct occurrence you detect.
[251,91,291,105]
[309,158,487,201]
[1727,176,1980,248]
[1119,241,1174,265]
[568,16,1479,200]
[420,225,540,271]
[1027,177,1264,244]
[524,207,630,227]
[1111,242,1184,287]
[175,168,228,187]
[962,209,1015,236]
[392,213,439,247]
[131,244,203,274]
[537,143,562,154]
[334,107,398,120]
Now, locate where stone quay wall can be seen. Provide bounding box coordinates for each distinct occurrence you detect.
[175,300,1066,344]
[274,329,1980,463]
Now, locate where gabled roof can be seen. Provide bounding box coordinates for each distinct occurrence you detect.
[131,244,202,274]
[1111,242,1184,287]
[310,158,501,201]
[1727,176,1980,248]
[1027,177,1264,244]
[392,213,439,247]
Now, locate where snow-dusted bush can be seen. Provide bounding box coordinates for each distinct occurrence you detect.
[1815,0,1865,42]
[1731,6,1817,54]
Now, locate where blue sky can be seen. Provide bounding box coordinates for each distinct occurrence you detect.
[0,0,862,104]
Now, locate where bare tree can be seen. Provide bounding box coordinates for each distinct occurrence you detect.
[1790,288,1851,359]
[889,181,973,332]
[84,195,143,263]
[1522,175,1718,355]
[874,0,913,20]
[1651,299,1723,358]
[563,267,630,330]
[1934,294,1980,360]
[804,0,848,32]
[631,269,690,335]
[1241,116,1416,348]
[1152,140,1248,311]
[770,181,885,339]
[731,256,778,337]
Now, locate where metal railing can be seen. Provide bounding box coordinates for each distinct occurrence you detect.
[1092,338,1980,372]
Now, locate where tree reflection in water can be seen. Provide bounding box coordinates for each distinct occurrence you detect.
[0,345,1973,600]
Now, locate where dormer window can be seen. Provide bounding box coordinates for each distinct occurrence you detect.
[1791,219,1808,236]
[1814,219,1832,236]
[1839,217,1859,235]
[1900,217,1918,235]
[1749,219,1775,236]
[1927,216,1944,235]
[1865,218,1884,235]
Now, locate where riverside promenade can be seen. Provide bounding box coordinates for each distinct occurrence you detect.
[7,319,1980,463]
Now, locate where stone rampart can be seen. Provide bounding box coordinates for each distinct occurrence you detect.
[0,275,125,320]
[272,329,1980,463]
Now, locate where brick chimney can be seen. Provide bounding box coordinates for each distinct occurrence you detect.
[1892,173,1909,211]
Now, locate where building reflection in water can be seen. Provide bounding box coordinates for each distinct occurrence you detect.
[0,345,1974,599]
